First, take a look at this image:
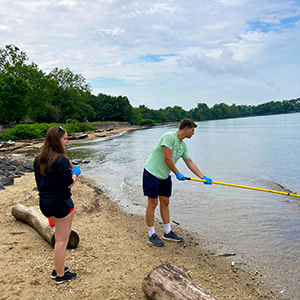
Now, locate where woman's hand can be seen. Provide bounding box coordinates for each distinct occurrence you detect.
[72,165,81,176]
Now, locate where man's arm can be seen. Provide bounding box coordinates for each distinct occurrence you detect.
[163,146,179,175]
[183,157,205,179]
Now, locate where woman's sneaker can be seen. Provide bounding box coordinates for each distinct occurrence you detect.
[56,271,77,284]
[50,267,69,279]
[163,230,183,242]
[147,233,164,247]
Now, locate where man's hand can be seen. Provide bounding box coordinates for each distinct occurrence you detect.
[176,172,186,181]
[202,175,212,185]
[72,165,81,176]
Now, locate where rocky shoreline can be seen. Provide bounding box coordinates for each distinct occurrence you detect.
[0,126,134,189]
[0,155,35,189]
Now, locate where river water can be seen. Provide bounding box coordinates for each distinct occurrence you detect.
[67,113,300,299]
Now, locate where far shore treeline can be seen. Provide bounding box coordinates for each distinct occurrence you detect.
[1,44,300,130]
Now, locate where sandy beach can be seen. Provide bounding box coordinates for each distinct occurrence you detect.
[0,128,279,300]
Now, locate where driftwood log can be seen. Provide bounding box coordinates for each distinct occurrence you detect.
[11,204,79,249]
[142,262,220,300]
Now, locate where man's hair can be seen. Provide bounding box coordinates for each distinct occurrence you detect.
[179,119,197,130]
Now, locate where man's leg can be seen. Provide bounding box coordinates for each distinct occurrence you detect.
[146,197,164,246]
[146,197,158,228]
[159,196,170,225]
[159,196,183,243]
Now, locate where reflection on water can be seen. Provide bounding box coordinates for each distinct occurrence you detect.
[67,113,300,299]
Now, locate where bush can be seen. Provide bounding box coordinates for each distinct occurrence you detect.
[1,124,42,141]
[0,122,97,141]
[64,122,97,135]
[35,123,61,136]
[138,119,155,125]
[65,119,78,124]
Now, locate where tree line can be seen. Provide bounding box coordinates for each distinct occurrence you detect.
[1,44,299,126]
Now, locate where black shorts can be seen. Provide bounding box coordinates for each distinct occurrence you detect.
[40,197,74,219]
[143,168,172,198]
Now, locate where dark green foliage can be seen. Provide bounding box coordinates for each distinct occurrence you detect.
[0,122,98,141]
[35,123,61,136]
[0,74,29,123]
[64,122,97,135]
[88,93,132,122]
[138,119,155,125]
[1,124,42,141]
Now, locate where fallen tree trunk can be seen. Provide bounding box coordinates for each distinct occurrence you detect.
[142,261,220,300]
[11,204,79,249]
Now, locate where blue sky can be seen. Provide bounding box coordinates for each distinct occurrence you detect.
[0,0,300,110]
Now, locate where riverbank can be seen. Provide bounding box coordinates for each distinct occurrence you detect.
[0,126,135,154]
[0,173,279,300]
[0,126,281,299]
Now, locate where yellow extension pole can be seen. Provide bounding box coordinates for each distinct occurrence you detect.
[185,177,300,198]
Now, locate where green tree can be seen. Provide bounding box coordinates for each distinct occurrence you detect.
[229,103,240,118]
[130,107,143,124]
[138,105,153,120]
[211,103,232,119]
[37,103,61,123]
[0,44,28,76]
[189,103,212,121]
[0,74,29,123]
[237,105,253,117]
[49,67,94,122]
[0,44,53,122]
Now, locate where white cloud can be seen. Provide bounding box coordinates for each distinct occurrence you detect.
[0,0,299,109]
[178,49,254,77]
[0,25,11,32]
[216,0,248,6]
[96,26,125,36]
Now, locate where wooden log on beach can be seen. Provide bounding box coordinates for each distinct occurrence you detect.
[142,261,220,300]
[11,204,79,249]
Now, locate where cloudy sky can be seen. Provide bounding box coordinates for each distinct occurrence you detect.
[1,0,300,110]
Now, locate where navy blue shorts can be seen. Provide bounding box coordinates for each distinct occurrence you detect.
[40,197,74,219]
[143,168,172,198]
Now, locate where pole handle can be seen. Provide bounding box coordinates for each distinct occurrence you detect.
[185,177,300,198]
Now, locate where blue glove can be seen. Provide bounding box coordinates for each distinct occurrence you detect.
[72,165,81,176]
[202,175,212,185]
[176,172,186,181]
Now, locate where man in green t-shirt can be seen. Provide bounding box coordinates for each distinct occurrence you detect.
[143,118,212,247]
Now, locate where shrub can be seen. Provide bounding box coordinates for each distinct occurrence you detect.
[65,122,97,134]
[0,122,97,141]
[2,124,42,141]
[138,119,155,125]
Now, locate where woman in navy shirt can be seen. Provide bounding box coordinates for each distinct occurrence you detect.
[34,126,81,284]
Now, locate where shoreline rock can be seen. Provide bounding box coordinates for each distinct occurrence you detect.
[0,156,34,189]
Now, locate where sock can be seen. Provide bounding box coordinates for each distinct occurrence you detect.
[164,223,171,234]
[148,226,155,237]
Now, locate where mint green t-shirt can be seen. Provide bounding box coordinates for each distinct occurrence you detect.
[144,131,190,180]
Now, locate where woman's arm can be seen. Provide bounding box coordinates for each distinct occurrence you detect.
[68,173,78,188]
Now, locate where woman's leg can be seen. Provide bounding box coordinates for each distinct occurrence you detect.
[51,211,74,277]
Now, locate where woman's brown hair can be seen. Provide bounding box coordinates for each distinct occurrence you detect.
[36,126,72,176]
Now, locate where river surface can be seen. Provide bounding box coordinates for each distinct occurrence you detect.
[67,113,300,299]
